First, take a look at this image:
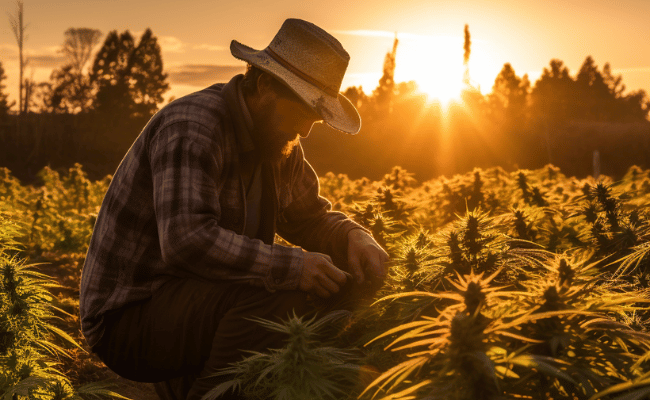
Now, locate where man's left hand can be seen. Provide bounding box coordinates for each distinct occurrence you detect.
[347,229,389,286]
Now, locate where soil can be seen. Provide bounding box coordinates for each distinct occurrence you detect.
[34,253,160,400]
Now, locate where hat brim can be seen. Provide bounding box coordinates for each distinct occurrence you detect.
[231,40,361,135]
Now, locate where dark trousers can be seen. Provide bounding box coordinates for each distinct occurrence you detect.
[92,278,354,400]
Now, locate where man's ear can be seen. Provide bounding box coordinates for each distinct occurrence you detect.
[256,73,274,97]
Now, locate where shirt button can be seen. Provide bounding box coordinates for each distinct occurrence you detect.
[274,279,281,285]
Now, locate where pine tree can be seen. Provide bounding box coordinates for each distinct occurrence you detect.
[575,56,613,120]
[373,34,398,113]
[530,59,575,123]
[127,28,169,118]
[489,63,529,120]
[90,30,136,116]
[0,61,13,120]
[90,29,169,119]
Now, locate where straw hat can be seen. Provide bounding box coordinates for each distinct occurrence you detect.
[230,18,361,134]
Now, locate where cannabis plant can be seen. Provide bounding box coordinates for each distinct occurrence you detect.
[203,311,361,400]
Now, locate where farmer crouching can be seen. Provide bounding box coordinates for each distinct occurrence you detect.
[79,18,389,400]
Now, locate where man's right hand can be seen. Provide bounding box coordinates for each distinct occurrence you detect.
[299,252,349,298]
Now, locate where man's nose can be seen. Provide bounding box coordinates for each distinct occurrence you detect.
[296,120,314,138]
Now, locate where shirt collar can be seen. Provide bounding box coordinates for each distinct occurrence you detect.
[222,74,256,153]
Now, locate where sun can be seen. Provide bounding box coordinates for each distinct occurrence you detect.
[394,35,467,105]
[415,69,465,105]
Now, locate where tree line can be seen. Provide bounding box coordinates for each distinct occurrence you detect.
[1,27,168,118]
[0,24,648,183]
[0,25,169,181]
[305,31,649,181]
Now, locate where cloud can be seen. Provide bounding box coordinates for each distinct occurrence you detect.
[159,36,185,53]
[332,29,444,41]
[168,64,245,86]
[193,44,226,52]
[0,44,18,59]
[26,54,66,68]
[613,66,650,73]
[332,29,397,39]
[2,47,66,68]
[332,30,481,44]
[0,44,66,68]
[158,36,227,54]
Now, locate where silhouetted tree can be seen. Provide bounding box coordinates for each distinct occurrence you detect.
[0,61,13,120]
[90,29,168,119]
[484,63,531,167]
[602,63,625,98]
[373,34,399,113]
[395,81,418,97]
[600,62,649,121]
[575,56,614,120]
[28,81,53,113]
[343,86,368,110]
[22,75,36,114]
[49,28,102,113]
[488,63,529,123]
[90,30,135,116]
[62,28,103,74]
[530,59,575,123]
[463,24,471,86]
[460,86,485,113]
[127,28,169,118]
[619,90,650,121]
[49,65,89,113]
[8,0,27,118]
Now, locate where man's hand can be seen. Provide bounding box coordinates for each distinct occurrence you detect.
[299,252,349,298]
[347,229,389,286]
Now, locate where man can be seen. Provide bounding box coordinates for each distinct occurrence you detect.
[79,18,388,400]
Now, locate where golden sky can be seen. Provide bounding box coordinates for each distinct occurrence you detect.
[1,0,648,107]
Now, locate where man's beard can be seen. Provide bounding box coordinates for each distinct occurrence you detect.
[251,103,301,163]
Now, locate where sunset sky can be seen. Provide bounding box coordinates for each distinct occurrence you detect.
[0,0,648,108]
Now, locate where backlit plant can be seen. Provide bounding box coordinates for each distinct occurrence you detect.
[3,163,650,399]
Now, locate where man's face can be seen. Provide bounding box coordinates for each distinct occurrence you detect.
[251,82,322,163]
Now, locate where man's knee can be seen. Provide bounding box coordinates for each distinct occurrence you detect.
[264,289,312,319]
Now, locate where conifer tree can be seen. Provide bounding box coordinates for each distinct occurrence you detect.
[128,28,169,118]
[90,28,169,119]
[530,59,575,122]
[90,30,135,116]
[575,56,613,120]
[0,61,13,120]
[373,34,398,113]
[489,63,529,119]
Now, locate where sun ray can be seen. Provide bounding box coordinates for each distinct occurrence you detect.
[394,35,465,105]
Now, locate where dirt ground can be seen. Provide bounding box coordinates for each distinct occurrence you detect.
[36,254,160,400]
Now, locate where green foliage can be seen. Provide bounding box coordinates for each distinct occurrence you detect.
[3,163,650,399]
[0,205,126,399]
[0,164,109,257]
[324,163,650,399]
[204,311,361,400]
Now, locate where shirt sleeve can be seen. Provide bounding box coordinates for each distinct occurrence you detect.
[149,120,304,291]
[276,144,367,271]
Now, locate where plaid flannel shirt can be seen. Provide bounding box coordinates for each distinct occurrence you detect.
[79,75,363,349]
